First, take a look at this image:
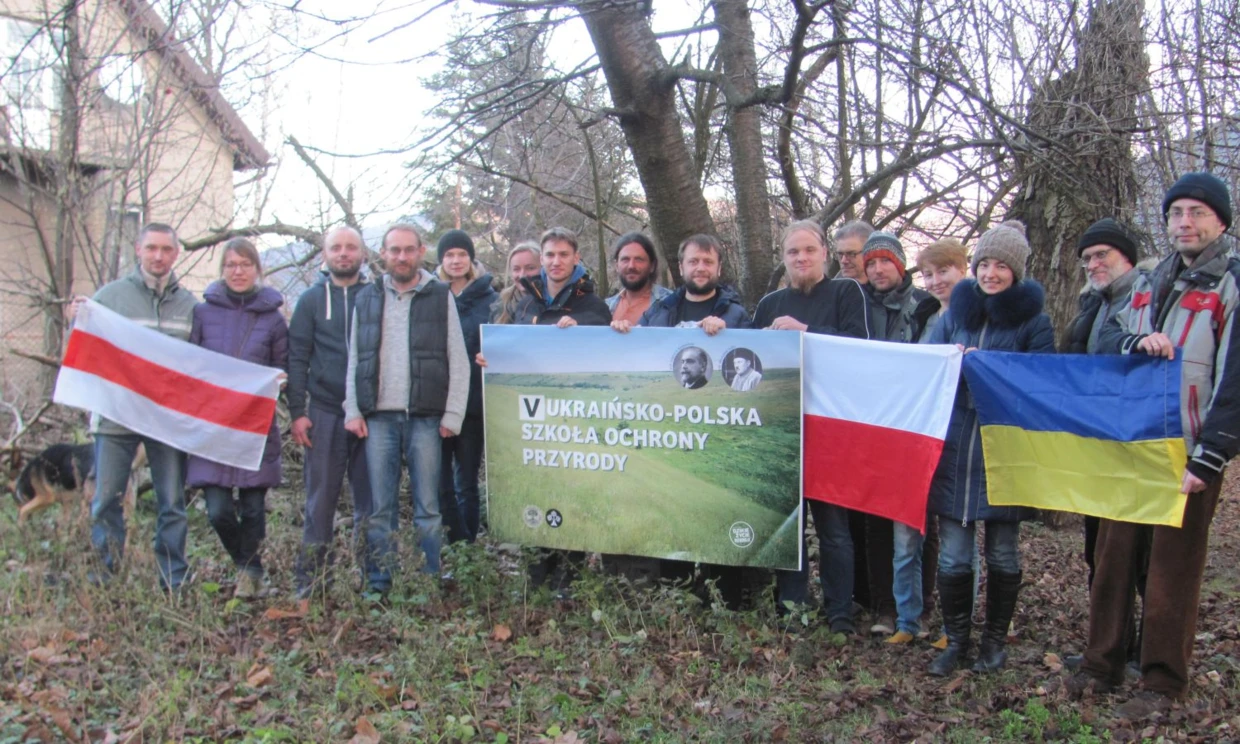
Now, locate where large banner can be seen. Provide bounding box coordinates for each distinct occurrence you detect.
[482,325,802,570]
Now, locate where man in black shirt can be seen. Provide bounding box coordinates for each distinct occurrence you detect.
[612,234,750,333]
[754,219,870,632]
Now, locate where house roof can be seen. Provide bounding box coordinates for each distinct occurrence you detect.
[115,0,270,171]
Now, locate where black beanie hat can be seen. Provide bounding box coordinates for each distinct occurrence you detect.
[1162,172,1232,229]
[437,229,476,262]
[1077,218,1138,266]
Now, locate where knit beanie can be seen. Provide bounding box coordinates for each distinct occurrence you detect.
[437,229,476,262]
[861,231,907,278]
[1077,218,1138,266]
[1162,172,1232,229]
[971,220,1031,282]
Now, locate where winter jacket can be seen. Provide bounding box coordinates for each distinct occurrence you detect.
[186,282,289,489]
[911,296,942,343]
[512,267,612,326]
[454,274,499,417]
[1065,268,1138,354]
[1098,238,1240,485]
[926,279,1056,524]
[91,267,198,436]
[865,274,932,342]
[639,285,751,329]
[751,277,870,339]
[286,272,370,417]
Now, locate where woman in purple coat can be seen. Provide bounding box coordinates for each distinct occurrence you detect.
[187,238,289,598]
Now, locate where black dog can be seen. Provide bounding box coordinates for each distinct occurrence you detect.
[13,443,95,523]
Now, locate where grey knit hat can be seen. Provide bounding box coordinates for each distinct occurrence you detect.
[971,220,1031,282]
[861,231,908,278]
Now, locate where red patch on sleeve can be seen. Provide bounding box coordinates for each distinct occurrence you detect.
[1131,291,1151,309]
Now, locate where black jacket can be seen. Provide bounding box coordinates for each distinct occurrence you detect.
[455,274,499,417]
[865,274,932,342]
[286,272,370,416]
[513,272,612,327]
[752,277,870,339]
[639,285,751,328]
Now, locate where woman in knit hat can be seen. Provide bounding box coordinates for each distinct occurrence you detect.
[924,220,1056,677]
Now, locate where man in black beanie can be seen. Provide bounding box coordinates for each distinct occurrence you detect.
[1075,173,1239,717]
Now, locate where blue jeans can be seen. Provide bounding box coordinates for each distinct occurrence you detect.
[892,520,925,634]
[91,433,187,589]
[364,412,443,590]
[939,519,1021,575]
[440,413,484,543]
[777,500,854,629]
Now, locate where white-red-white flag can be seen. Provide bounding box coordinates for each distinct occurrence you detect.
[53,299,282,470]
[803,334,962,532]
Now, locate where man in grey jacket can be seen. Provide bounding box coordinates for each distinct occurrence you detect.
[86,223,199,591]
[344,224,469,593]
[287,225,374,600]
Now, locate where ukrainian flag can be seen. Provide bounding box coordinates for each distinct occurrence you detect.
[962,352,1188,527]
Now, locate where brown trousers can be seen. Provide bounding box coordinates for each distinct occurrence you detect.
[1083,476,1221,698]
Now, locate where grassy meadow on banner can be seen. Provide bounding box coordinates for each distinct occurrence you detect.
[485,367,801,568]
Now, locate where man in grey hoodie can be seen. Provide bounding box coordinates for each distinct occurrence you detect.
[287,225,375,600]
[344,224,469,593]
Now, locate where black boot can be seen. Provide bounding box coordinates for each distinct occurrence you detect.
[973,569,1022,672]
[928,570,974,677]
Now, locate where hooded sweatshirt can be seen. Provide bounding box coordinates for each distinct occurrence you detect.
[286,271,370,417]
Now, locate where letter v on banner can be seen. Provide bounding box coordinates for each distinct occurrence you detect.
[519,395,545,421]
[801,334,962,532]
[53,300,282,471]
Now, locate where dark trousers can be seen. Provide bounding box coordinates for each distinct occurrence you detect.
[295,404,374,590]
[440,414,485,543]
[204,486,266,577]
[1084,477,1221,698]
[864,514,896,617]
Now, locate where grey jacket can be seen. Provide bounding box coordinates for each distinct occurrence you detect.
[90,267,198,435]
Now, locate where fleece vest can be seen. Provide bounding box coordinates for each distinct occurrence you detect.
[353,280,450,416]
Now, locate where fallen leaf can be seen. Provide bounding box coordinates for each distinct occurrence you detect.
[348,716,381,744]
[1043,652,1064,672]
[263,606,305,621]
[491,624,513,642]
[333,618,356,647]
[941,675,967,693]
[245,664,273,688]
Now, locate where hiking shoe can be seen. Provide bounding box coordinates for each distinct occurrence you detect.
[1064,654,1085,671]
[829,620,857,636]
[870,615,895,635]
[1115,690,1173,720]
[235,573,261,599]
[1063,672,1116,699]
[886,630,915,644]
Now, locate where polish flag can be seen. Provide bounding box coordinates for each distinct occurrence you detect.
[53,300,282,471]
[803,334,962,532]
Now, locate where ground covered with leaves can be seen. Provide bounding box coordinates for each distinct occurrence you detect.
[2,468,1239,743]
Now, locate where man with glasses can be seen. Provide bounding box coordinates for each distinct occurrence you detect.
[1075,173,1240,717]
[344,224,470,594]
[831,220,874,284]
[1060,218,1141,668]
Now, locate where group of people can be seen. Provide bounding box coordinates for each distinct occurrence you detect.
[75,171,1236,712]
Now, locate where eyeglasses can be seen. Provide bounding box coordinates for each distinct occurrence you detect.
[224,261,256,272]
[833,250,861,260]
[1078,247,1114,268]
[1167,207,1215,223]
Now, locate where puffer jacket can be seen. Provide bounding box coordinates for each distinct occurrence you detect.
[455,274,499,417]
[1098,237,1240,485]
[639,285,751,329]
[925,279,1056,523]
[186,282,289,489]
[512,267,612,326]
[91,267,198,435]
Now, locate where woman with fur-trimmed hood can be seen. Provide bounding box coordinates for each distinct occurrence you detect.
[923,220,1055,678]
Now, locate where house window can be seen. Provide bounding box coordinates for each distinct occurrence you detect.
[0,16,59,150]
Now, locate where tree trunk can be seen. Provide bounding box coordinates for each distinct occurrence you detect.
[1008,0,1147,343]
[580,1,715,287]
[712,0,773,304]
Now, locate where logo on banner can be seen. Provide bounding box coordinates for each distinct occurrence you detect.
[519,395,545,421]
[523,505,543,528]
[729,521,755,548]
[546,509,563,528]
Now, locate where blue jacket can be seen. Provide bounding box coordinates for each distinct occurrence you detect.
[454,274,499,417]
[925,279,1056,524]
[639,285,751,329]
